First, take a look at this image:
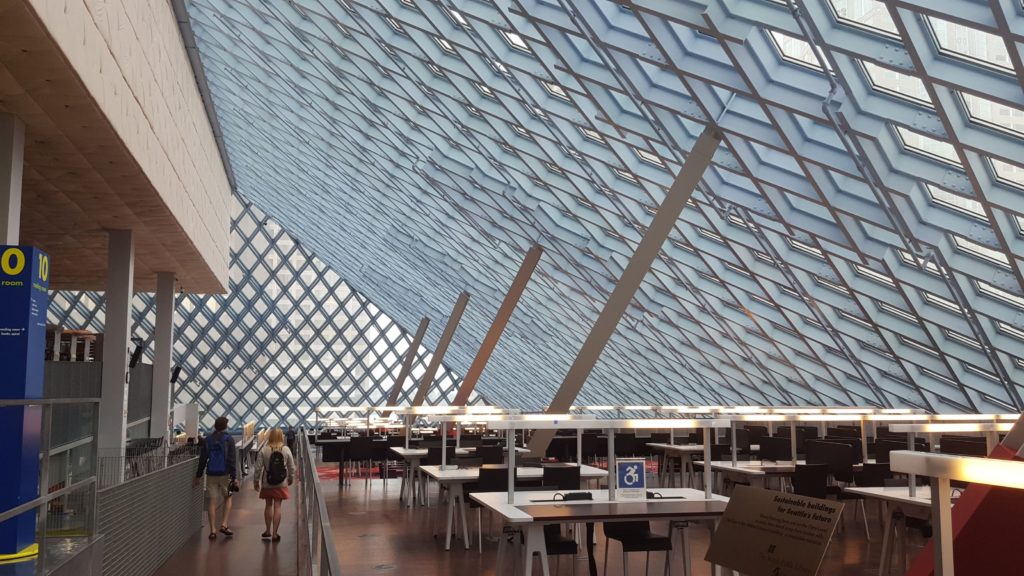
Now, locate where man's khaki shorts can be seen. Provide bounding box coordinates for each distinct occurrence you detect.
[207,475,233,498]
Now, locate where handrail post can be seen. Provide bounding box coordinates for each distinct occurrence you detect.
[34,404,52,576]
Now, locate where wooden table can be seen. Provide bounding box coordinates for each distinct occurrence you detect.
[419,464,606,551]
[471,488,730,576]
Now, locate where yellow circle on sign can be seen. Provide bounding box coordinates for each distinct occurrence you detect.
[1,248,25,276]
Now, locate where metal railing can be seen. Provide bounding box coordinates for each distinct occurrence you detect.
[0,398,101,575]
[96,442,202,489]
[296,430,341,576]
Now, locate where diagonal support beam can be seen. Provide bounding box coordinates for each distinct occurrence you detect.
[453,245,543,406]
[527,126,722,457]
[412,291,470,406]
[384,317,430,413]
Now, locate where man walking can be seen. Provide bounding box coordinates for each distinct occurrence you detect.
[194,416,238,539]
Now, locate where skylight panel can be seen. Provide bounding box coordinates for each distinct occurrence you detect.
[926,184,987,221]
[964,362,999,382]
[475,82,496,99]
[922,291,962,313]
[786,237,825,259]
[510,123,531,138]
[385,16,405,34]
[614,168,639,184]
[838,309,873,328]
[927,16,1012,72]
[944,328,981,349]
[447,8,469,28]
[897,249,941,275]
[427,62,444,76]
[754,251,774,264]
[878,301,917,322]
[898,335,939,356]
[489,59,510,75]
[579,126,606,144]
[814,276,851,295]
[952,235,1010,268]
[634,147,666,168]
[697,227,724,243]
[860,61,932,106]
[990,158,1024,189]
[828,0,898,37]
[996,320,1024,341]
[768,31,827,71]
[976,279,1024,310]
[854,264,896,287]
[433,36,456,54]
[543,81,570,101]
[895,126,961,166]
[501,30,532,53]
[960,92,1024,137]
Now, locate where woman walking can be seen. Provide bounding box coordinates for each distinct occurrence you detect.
[254,428,296,542]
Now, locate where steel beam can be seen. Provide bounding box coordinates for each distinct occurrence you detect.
[527,125,722,457]
[453,245,542,405]
[411,291,470,406]
[384,316,430,412]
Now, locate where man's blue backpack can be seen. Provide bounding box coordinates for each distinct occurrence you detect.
[207,433,228,475]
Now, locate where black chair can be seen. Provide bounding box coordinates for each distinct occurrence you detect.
[477,445,504,465]
[758,436,793,462]
[603,520,672,576]
[425,445,457,466]
[468,465,509,553]
[545,492,594,576]
[791,464,829,499]
[744,425,768,446]
[348,436,376,485]
[543,464,581,491]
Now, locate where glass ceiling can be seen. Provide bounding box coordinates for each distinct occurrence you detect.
[182,0,1024,413]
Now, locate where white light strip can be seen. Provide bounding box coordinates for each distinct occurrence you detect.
[890,451,1024,489]
[888,422,1013,433]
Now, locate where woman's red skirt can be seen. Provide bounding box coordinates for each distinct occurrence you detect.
[259,486,290,500]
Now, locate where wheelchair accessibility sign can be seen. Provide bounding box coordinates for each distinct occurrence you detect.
[616,458,646,499]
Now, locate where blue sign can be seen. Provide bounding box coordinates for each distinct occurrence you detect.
[0,246,50,555]
[616,459,646,490]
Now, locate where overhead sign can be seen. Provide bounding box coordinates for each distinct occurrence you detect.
[616,458,646,500]
[706,485,843,576]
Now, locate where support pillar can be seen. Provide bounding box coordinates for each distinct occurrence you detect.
[0,114,24,245]
[527,126,722,457]
[412,292,470,406]
[383,317,429,415]
[453,245,542,406]
[99,230,135,466]
[150,272,176,441]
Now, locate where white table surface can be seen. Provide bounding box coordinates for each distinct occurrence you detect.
[470,487,728,523]
[648,443,761,453]
[843,486,932,507]
[694,459,877,476]
[420,463,607,482]
[390,446,529,459]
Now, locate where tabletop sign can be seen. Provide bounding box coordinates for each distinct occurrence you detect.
[616,458,646,499]
[705,485,843,576]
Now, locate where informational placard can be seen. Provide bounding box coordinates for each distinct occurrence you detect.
[0,246,49,554]
[616,458,646,499]
[706,485,843,576]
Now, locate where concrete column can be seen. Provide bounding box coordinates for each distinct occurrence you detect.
[0,114,25,245]
[99,230,135,463]
[150,272,176,441]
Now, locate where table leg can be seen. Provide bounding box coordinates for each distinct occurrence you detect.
[878,505,897,576]
[523,524,549,576]
[458,484,471,550]
[497,526,509,576]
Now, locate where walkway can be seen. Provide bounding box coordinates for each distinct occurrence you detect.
[151,479,298,576]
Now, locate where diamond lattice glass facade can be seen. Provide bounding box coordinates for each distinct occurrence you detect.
[48,199,480,428]
[171,0,1024,413]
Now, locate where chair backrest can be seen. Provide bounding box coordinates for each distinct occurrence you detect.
[709,444,732,461]
[456,457,483,469]
[792,464,829,499]
[348,436,375,460]
[744,425,768,445]
[542,465,582,490]
[604,521,651,539]
[481,437,502,446]
[873,439,929,463]
[759,436,793,462]
[649,432,670,445]
[387,435,406,447]
[858,462,892,487]
[477,445,504,464]
[475,465,509,492]
[805,440,856,481]
[826,427,861,439]
[822,437,864,464]
[939,437,988,457]
[425,446,456,465]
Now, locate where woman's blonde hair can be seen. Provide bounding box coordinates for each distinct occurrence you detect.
[267,428,285,449]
